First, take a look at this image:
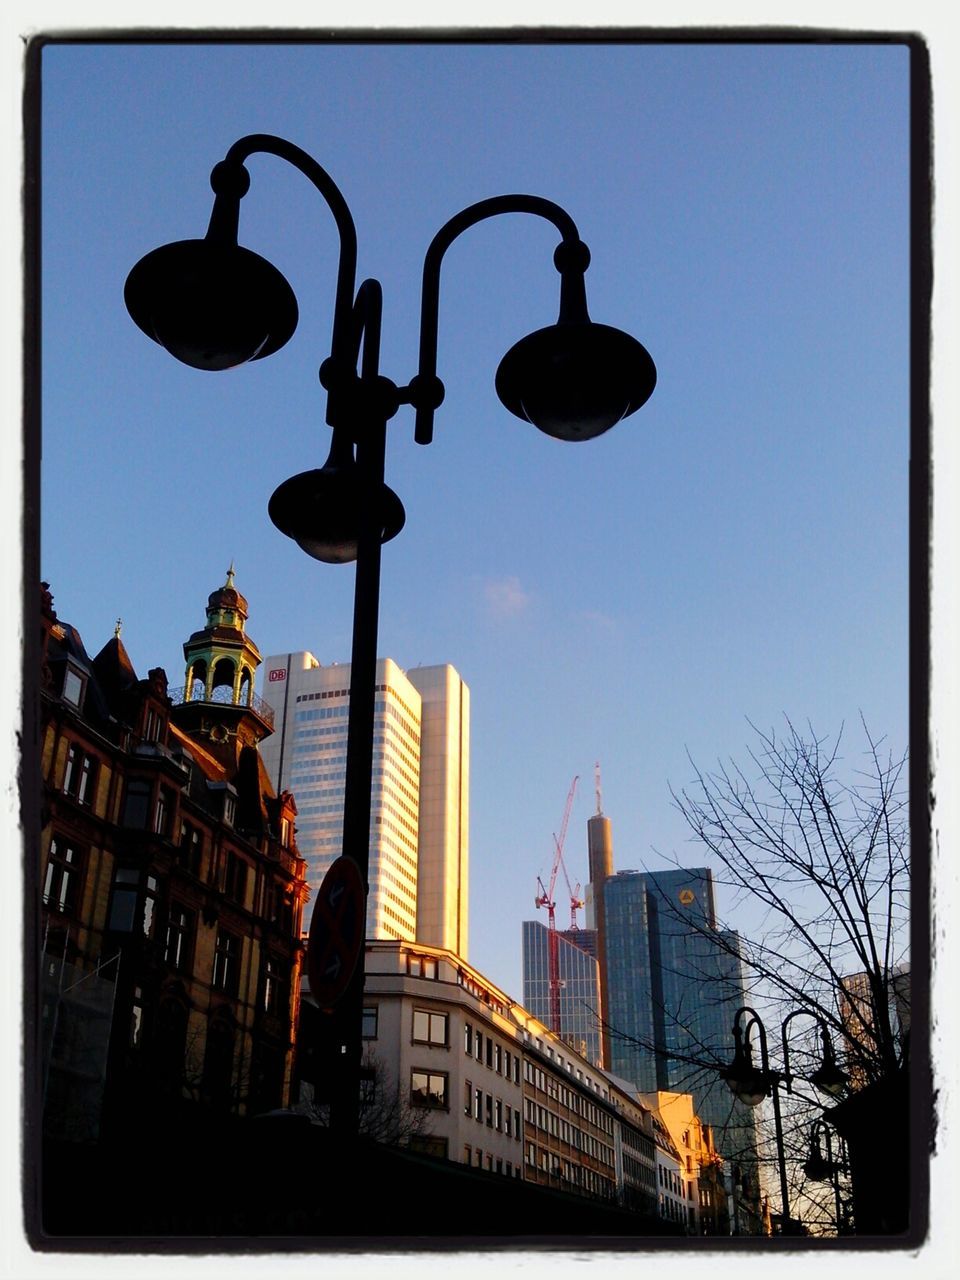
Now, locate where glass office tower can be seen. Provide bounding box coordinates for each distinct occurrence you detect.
[602,868,758,1176]
[522,920,603,1066]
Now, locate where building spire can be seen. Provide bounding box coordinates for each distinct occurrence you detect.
[594,761,603,816]
[114,617,123,638]
[225,561,236,590]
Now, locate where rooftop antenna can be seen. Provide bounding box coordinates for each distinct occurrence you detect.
[594,760,603,816]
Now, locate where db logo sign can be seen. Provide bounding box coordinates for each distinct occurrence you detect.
[268,668,286,682]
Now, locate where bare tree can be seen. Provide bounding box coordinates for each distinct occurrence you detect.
[668,716,909,1087]
[299,1049,430,1148]
[601,717,910,1234]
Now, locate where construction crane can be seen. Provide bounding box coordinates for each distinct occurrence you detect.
[535,775,580,1033]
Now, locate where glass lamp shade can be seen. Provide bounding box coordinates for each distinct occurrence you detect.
[723,1070,770,1108]
[124,239,298,371]
[810,1060,849,1098]
[495,321,656,441]
[268,464,406,564]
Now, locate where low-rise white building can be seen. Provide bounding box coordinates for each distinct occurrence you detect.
[297,939,702,1223]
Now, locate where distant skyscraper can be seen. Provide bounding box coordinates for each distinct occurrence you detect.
[602,868,758,1173]
[521,921,602,1066]
[259,652,469,953]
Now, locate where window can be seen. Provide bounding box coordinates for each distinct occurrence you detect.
[514,1111,521,1140]
[485,1038,493,1069]
[262,954,287,1015]
[213,928,240,995]
[222,852,248,905]
[494,1044,501,1074]
[107,866,140,932]
[178,822,203,876]
[475,1029,482,1059]
[474,1087,482,1121]
[164,903,194,971]
[412,1009,448,1046]
[464,1022,472,1055]
[108,868,156,936]
[408,954,439,979]
[495,1099,502,1131]
[42,837,83,915]
[464,1080,473,1116]
[485,1095,493,1127]
[155,786,175,837]
[62,666,85,707]
[504,1049,511,1079]
[122,778,151,828]
[464,1145,472,1165]
[63,744,97,806]
[410,1070,448,1109]
[130,986,145,1048]
[142,875,158,938]
[362,1006,379,1039]
[359,1069,376,1108]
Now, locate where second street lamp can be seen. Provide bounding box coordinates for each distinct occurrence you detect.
[125,132,657,1138]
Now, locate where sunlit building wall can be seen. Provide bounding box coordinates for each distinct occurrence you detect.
[259,652,468,951]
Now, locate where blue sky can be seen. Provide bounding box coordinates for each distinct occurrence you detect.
[39,38,911,1000]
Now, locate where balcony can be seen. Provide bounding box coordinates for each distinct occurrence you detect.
[168,684,275,730]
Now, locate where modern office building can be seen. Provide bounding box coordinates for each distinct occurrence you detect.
[601,867,759,1193]
[521,920,602,1067]
[258,652,468,953]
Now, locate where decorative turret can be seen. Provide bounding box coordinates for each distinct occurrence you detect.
[170,566,275,766]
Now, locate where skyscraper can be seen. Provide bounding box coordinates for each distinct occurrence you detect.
[258,652,469,953]
[521,921,602,1066]
[601,867,758,1177]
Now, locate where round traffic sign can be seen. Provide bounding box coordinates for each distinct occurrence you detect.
[306,855,366,1010]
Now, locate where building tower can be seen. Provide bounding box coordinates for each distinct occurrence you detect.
[602,867,759,1199]
[258,652,469,954]
[585,763,614,1066]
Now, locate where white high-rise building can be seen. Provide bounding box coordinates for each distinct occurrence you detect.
[259,652,469,955]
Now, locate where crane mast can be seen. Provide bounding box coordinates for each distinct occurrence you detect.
[534,775,579,1033]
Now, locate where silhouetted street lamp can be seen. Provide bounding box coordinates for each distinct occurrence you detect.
[722,1005,847,1236]
[803,1118,847,1233]
[125,133,657,1137]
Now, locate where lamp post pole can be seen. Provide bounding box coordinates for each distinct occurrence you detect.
[124,134,657,1138]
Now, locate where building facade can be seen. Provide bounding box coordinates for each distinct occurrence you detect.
[38,576,308,1143]
[297,939,711,1228]
[521,920,602,1066]
[258,653,469,953]
[601,867,760,1196]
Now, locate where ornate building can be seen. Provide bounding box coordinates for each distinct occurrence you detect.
[38,572,308,1144]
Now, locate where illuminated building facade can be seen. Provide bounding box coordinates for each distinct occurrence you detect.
[259,653,469,953]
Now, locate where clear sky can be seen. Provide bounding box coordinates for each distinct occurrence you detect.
[39,37,911,1001]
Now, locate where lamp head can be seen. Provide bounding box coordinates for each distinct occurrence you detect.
[722,1025,770,1107]
[810,1059,848,1098]
[268,432,405,564]
[495,320,656,441]
[124,238,298,371]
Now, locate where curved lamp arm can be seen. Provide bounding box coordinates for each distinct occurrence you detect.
[409,194,589,444]
[781,1008,847,1096]
[216,133,359,377]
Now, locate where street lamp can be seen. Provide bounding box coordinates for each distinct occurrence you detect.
[722,1006,847,1236]
[781,1008,849,1100]
[721,1007,795,1234]
[803,1118,847,1233]
[125,133,657,1136]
